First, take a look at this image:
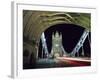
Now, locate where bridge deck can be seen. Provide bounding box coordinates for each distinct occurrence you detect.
[35,57,91,69]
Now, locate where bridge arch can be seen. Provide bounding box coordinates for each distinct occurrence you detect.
[23,10,90,42]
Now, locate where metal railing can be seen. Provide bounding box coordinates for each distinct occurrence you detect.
[71,29,89,57]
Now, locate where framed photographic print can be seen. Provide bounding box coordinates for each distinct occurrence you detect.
[11,1,97,78]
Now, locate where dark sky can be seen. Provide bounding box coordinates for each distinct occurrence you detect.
[38,24,91,57]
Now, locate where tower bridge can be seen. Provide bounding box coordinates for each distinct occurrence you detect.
[23,10,91,69]
[40,29,90,59]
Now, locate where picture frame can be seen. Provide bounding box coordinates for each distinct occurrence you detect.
[11,1,97,78]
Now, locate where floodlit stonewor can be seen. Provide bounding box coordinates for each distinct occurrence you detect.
[50,31,66,58]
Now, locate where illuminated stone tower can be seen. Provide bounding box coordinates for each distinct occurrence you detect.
[50,31,66,58]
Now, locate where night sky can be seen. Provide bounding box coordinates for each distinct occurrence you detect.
[38,24,91,58]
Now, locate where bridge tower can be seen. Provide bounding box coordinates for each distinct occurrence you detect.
[50,31,66,58]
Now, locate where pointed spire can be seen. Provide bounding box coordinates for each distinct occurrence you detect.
[55,31,59,37]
